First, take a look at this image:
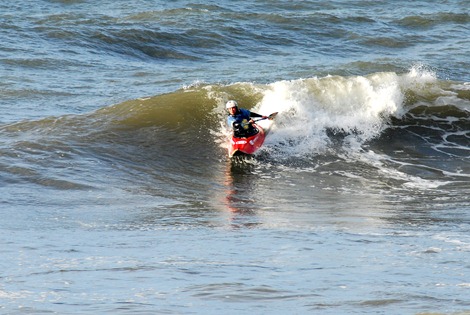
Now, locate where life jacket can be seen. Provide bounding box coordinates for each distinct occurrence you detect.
[228,109,259,138]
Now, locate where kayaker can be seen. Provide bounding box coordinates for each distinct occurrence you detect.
[225,100,268,138]
[226,100,268,138]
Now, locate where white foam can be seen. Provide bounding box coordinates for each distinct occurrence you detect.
[255,71,409,156]
[451,82,470,91]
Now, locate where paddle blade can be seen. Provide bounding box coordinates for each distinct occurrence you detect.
[269,112,278,120]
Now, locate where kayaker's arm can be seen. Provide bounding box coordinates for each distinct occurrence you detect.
[249,111,268,123]
[249,112,269,119]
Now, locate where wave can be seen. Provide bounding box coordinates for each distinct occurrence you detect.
[253,66,467,155]
[26,9,226,61]
[394,12,470,29]
[1,67,468,189]
[3,67,469,154]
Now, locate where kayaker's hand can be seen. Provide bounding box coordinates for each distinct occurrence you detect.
[262,115,268,120]
[249,119,255,124]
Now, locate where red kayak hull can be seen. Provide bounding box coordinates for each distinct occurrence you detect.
[228,124,266,157]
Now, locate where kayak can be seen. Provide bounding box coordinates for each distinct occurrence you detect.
[228,123,267,157]
[228,112,277,158]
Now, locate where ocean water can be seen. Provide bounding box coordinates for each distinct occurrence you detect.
[1,1,469,314]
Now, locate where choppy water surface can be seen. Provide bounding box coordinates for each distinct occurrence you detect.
[1,1,469,314]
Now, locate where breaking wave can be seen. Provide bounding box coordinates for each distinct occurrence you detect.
[1,66,469,190]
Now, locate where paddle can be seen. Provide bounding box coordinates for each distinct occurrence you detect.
[253,112,278,122]
[235,112,278,129]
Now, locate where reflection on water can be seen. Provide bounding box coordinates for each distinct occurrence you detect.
[222,159,263,229]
